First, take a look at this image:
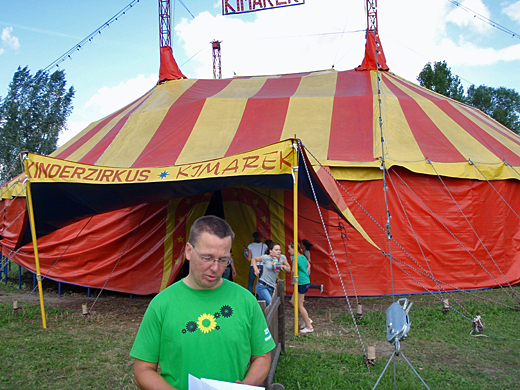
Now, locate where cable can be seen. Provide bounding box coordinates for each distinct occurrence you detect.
[0,0,141,105]
[447,0,520,39]
[177,0,195,19]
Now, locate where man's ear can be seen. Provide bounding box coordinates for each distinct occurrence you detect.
[185,242,192,261]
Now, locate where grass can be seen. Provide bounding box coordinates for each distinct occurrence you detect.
[274,288,520,389]
[0,302,137,389]
[1,269,519,390]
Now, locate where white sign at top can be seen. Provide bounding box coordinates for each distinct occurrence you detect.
[222,0,304,15]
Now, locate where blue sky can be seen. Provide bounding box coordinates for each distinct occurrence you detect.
[1,0,519,146]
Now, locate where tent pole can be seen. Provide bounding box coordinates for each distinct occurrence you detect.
[23,154,47,329]
[292,140,299,336]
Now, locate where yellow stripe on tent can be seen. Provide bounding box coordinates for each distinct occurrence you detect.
[281,72,336,159]
[384,75,503,166]
[372,72,426,163]
[62,92,152,164]
[161,198,182,291]
[175,78,267,165]
[452,104,520,162]
[96,79,198,167]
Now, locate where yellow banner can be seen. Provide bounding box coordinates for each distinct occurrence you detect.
[25,140,294,185]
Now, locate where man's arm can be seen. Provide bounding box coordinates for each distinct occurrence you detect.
[239,352,272,386]
[251,257,262,276]
[134,359,177,390]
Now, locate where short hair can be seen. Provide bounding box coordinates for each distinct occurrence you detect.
[253,231,261,241]
[302,239,313,251]
[188,216,235,246]
[289,242,303,253]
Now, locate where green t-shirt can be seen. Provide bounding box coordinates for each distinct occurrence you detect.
[130,279,275,390]
[292,254,310,285]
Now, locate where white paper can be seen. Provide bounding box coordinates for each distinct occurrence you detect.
[201,378,264,390]
[188,374,218,390]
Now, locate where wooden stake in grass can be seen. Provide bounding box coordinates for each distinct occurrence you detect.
[367,345,376,366]
[13,300,19,316]
[82,303,90,318]
[356,303,363,320]
[442,299,450,314]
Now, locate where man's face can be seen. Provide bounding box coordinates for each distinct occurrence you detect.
[185,232,232,290]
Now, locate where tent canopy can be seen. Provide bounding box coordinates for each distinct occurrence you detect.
[2,38,520,296]
[51,69,520,184]
[22,140,375,247]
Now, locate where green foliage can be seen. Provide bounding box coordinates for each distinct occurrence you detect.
[417,60,520,134]
[467,85,520,134]
[0,66,75,182]
[417,61,465,102]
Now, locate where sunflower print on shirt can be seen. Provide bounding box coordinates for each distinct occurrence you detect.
[181,305,233,334]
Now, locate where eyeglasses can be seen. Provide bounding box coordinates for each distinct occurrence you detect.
[191,245,232,266]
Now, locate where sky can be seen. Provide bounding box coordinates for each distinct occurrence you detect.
[1,0,519,147]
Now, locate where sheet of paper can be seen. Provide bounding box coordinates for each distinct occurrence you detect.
[201,378,264,390]
[188,374,218,390]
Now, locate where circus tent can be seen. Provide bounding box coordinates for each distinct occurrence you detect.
[2,30,520,298]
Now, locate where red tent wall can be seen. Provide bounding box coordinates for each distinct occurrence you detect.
[3,169,520,296]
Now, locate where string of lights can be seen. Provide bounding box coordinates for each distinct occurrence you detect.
[0,0,141,105]
[43,0,141,72]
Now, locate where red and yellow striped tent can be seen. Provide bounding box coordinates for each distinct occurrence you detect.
[2,37,520,297]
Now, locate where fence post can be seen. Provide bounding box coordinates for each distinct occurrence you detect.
[277,280,285,352]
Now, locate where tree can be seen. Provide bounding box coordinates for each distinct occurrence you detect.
[0,66,75,182]
[466,85,520,135]
[417,61,465,103]
[417,61,520,135]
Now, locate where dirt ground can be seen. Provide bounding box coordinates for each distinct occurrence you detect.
[0,282,365,335]
[0,281,396,357]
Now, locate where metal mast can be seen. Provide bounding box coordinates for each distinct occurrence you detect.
[212,40,222,79]
[159,0,172,48]
[366,0,378,33]
[158,0,185,81]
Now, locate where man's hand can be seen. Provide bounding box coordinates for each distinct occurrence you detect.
[241,352,272,386]
[134,359,177,390]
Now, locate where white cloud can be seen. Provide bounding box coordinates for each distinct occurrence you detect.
[175,0,367,79]
[445,0,492,34]
[58,121,92,147]
[60,74,158,146]
[1,27,20,50]
[0,48,4,56]
[503,1,520,23]
[85,73,157,116]
[169,0,520,90]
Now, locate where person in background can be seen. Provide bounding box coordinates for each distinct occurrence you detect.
[301,239,324,294]
[289,241,314,334]
[131,216,275,390]
[222,249,236,281]
[247,232,267,294]
[252,241,291,306]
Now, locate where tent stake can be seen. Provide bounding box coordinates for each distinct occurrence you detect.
[23,153,47,329]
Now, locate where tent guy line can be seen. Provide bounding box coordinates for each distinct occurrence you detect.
[304,141,520,311]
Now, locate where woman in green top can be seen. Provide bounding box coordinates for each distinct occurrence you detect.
[289,242,314,334]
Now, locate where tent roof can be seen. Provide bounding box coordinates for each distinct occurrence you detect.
[52,68,520,182]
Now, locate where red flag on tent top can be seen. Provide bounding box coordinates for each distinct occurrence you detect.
[356,31,389,71]
[159,46,186,82]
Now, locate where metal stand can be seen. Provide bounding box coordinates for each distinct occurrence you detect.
[372,348,430,390]
[373,298,430,389]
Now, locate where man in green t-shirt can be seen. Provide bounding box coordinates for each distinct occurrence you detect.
[131,216,275,390]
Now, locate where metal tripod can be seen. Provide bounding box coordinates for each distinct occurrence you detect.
[372,344,430,390]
